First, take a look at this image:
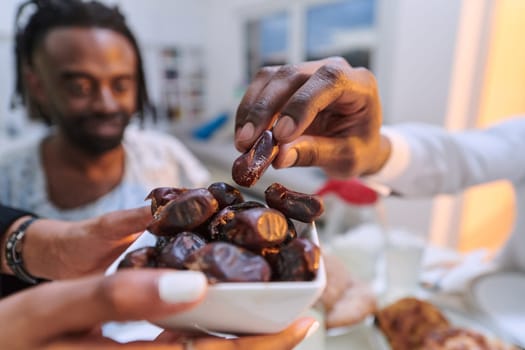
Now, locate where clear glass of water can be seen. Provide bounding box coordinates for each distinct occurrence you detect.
[383,228,426,304]
[327,223,385,289]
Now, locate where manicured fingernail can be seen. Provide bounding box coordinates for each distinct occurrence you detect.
[280,148,298,168]
[158,271,207,303]
[304,321,320,339]
[274,116,296,140]
[236,122,255,142]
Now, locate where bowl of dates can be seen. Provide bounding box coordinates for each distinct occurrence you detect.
[106,182,326,334]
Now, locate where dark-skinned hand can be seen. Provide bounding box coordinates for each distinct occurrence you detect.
[235,57,391,178]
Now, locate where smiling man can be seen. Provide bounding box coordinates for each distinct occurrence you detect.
[0,0,209,221]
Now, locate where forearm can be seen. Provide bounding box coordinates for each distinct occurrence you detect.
[366,118,525,196]
[0,212,69,279]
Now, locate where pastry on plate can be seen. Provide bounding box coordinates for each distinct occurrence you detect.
[319,254,353,312]
[423,327,518,350]
[319,254,377,329]
[324,279,376,329]
[374,297,450,350]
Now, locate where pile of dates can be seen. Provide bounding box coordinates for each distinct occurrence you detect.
[118,182,324,283]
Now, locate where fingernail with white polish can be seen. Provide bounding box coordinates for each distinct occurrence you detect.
[158,271,207,303]
[304,321,320,339]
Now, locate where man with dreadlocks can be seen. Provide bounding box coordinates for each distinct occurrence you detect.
[0,0,209,221]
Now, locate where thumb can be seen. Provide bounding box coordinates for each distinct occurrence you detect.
[0,269,207,346]
[273,135,360,178]
[91,206,153,240]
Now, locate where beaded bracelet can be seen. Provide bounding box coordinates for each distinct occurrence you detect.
[5,217,39,284]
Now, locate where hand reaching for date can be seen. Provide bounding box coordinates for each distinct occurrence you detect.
[20,206,152,280]
[234,57,390,179]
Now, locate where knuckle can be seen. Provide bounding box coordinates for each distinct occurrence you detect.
[274,64,299,79]
[317,63,347,84]
[93,215,110,233]
[248,98,272,120]
[255,66,278,79]
[326,56,349,67]
[287,90,312,111]
[354,67,377,85]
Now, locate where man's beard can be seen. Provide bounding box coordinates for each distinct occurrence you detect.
[56,112,132,156]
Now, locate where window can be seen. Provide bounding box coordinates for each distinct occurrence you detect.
[306,0,376,68]
[243,0,377,81]
[245,12,289,80]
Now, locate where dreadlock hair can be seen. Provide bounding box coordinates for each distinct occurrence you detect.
[11,0,154,124]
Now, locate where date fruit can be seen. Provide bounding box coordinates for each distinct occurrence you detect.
[145,187,187,215]
[208,182,245,209]
[118,247,158,269]
[220,207,288,251]
[265,183,324,222]
[157,232,206,269]
[232,130,278,187]
[271,238,321,281]
[135,182,322,283]
[208,201,266,241]
[185,242,271,283]
[148,188,219,236]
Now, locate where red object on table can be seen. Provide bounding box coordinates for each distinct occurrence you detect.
[316,179,378,205]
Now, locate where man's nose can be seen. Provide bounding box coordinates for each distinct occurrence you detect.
[93,86,119,113]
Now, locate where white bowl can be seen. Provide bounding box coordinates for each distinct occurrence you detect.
[106,222,326,335]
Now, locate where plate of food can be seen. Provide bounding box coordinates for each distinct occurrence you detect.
[373,297,520,349]
[106,182,327,335]
[318,254,377,337]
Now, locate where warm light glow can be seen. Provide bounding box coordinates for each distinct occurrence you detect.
[458,0,525,253]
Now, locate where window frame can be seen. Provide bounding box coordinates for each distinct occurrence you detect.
[239,0,377,71]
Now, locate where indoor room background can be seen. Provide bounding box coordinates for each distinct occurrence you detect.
[1,0,524,255]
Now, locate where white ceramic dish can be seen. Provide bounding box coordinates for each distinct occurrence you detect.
[106,222,326,335]
[469,271,525,347]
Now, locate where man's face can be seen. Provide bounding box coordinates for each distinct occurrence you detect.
[29,27,138,155]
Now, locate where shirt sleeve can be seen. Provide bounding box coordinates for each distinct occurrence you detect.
[365,117,525,196]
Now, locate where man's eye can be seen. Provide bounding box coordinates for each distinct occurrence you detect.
[68,80,92,96]
[113,78,134,94]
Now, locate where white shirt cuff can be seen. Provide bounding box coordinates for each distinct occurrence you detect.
[362,127,412,190]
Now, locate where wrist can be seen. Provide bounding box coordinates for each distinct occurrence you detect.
[363,134,392,176]
[1,216,33,274]
[23,219,71,280]
[4,216,40,283]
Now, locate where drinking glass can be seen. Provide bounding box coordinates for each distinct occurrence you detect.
[383,228,426,304]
